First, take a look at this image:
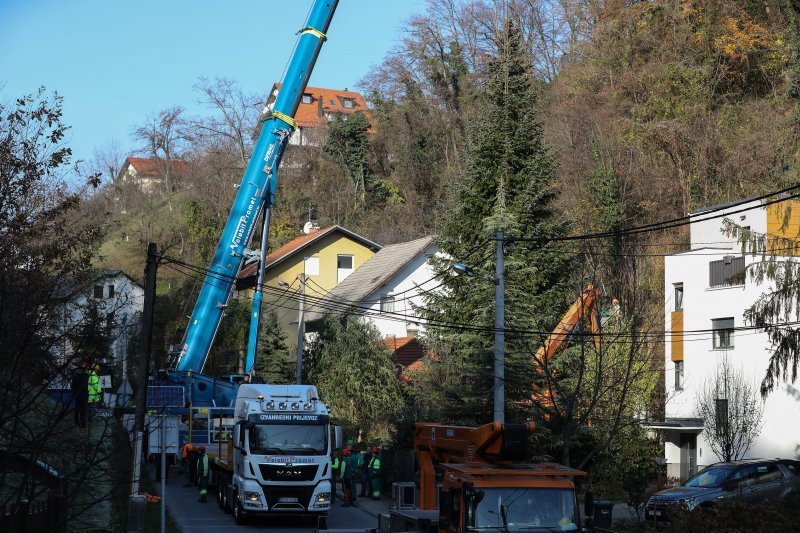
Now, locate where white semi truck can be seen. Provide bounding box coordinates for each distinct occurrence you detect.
[211,384,338,526]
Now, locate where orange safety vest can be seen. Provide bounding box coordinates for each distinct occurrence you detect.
[181,442,193,459]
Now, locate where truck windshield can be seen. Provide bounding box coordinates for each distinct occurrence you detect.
[248,423,326,455]
[467,488,579,532]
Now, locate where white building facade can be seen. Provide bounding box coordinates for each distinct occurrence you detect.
[305,236,442,339]
[55,270,144,373]
[662,198,800,480]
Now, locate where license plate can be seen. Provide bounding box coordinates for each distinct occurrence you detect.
[279,497,298,503]
[651,510,662,516]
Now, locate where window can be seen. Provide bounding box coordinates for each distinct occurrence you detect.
[674,283,684,311]
[336,255,354,283]
[709,255,745,287]
[93,285,104,299]
[301,93,313,104]
[754,464,783,485]
[380,295,395,313]
[712,318,734,349]
[107,285,115,298]
[106,311,115,334]
[342,97,354,109]
[715,398,729,437]
[675,360,684,390]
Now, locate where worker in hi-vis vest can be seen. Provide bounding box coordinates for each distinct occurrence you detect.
[197,445,209,502]
[87,364,102,421]
[331,451,341,504]
[368,447,382,500]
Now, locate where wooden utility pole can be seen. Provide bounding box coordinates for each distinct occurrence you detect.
[131,243,158,495]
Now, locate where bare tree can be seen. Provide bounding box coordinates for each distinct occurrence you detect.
[132,106,186,194]
[188,77,260,169]
[696,355,764,462]
[89,139,125,185]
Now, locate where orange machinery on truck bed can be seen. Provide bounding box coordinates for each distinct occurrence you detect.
[386,422,586,533]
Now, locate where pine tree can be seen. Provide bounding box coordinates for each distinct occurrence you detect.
[255,311,293,383]
[418,21,574,425]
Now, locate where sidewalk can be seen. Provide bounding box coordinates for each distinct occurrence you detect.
[336,485,391,518]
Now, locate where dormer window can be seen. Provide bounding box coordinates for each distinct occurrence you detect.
[343,97,354,109]
[301,93,313,104]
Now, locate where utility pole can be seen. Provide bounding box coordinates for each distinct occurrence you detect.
[132,243,157,494]
[127,242,157,532]
[295,273,306,384]
[494,229,505,424]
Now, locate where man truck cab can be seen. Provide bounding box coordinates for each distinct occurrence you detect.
[213,384,336,525]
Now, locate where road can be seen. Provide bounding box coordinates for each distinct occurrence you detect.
[163,481,378,532]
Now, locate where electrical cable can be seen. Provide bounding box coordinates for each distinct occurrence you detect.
[508,185,800,242]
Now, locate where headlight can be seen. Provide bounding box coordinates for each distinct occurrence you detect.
[279,401,287,410]
[304,402,313,410]
[291,402,300,410]
[245,491,261,502]
[316,492,331,503]
[678,498,696,510]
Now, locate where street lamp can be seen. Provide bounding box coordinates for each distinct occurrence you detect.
[452,229,506,424]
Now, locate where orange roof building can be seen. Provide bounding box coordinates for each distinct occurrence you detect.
[118,156,192,194]
[235,225,381,346]
[257,84,373,147]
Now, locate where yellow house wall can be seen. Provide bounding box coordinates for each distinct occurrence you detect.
[241,231,377,353]
[766,200,800,255]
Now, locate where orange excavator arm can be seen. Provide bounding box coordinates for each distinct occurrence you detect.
[413,422,536,510]
[533,284,601,366]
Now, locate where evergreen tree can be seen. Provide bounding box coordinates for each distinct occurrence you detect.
[305,315,402,442]
[323,111,373,204]
[255,310,293,383]
[418,21,573,425]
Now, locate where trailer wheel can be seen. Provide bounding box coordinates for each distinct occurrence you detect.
[217,481,224,509]
[233,492,247,525]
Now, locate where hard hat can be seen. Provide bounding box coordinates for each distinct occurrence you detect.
[342,450,351,456]
[81,362,88,369]
[93,364,101,371]
[371,447,379,453]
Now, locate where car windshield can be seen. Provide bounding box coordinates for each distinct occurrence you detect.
[684,467,732,488]
[248,423,326,455]
[467,488,579,532]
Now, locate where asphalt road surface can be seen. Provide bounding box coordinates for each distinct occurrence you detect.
[164,481,377,532]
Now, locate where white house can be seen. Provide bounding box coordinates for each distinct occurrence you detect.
[660,197,800,480]
[54,270,144,376]
[305,236,441,339]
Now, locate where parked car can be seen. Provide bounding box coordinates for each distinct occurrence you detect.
[645,459,800,523]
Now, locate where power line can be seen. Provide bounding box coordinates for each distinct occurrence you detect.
[508,185,800,242]
[162,260,800,342]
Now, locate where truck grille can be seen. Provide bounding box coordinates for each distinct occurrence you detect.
[264,485,314,510]
[259,463,319,482]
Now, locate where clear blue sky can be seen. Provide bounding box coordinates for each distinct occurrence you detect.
[0,0,424,169]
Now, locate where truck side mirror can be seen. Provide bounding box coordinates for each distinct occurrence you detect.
[232,423,240,449]
[334,426,343,450]
[584,490,594,516]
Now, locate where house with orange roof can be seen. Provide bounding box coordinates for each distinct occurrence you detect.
[118,156,192,194]
[236,224,381,348]
[259,83,373,147]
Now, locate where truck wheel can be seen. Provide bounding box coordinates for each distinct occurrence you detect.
[217,482,224,509]
[233,493,247,525]
[223,484,233,514]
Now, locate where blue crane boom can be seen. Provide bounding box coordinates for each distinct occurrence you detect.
[176,0,339,375]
